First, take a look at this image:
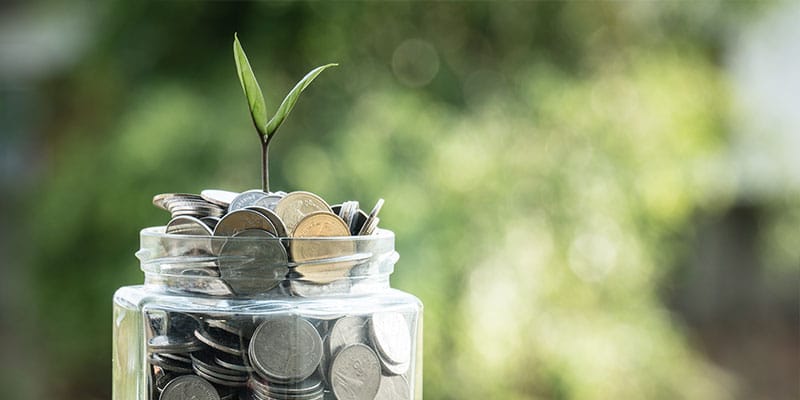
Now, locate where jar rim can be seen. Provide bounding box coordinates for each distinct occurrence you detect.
[140,226,395,241]
[136,226,398,297]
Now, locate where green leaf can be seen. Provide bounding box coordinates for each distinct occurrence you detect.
[265,63,338,138]
[233,33,268,137]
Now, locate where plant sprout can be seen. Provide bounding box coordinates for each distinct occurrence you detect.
[233,33,337,192]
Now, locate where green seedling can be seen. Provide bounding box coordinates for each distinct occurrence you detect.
[233,33,337,192]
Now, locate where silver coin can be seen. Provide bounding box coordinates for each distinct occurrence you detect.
[159,352,192,364]
[274,191,332,236]
[191,361,248,382]
[190,351,246,377]
[201,189,240,207]
[253,193,285,210]
[358,199,384,235]
[344,209,368,236]
[213,209,276,237]
[148,354,194,374]
[217,229,288,295]
[289,278,352,298]
[192,364,248,388]
[245,205,287,237]
[242,206,280,236]
[214,353,253,373]
[374,374,410,400]
[147,335,203,354]
[249,315,322,382]
[200,216,221,229]
[330,344,381,400]
[159,375,220,400]
[166,216,213,236]
[153,193,203,210]
[328,316,368,359]
[193,326,243,356]
[228,189,268,211]
[378,353,410,376]
[369,313,411,368]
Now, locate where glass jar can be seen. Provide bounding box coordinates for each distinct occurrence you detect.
[113,227,422,400]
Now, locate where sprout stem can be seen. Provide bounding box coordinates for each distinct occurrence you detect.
[260,139,270,192]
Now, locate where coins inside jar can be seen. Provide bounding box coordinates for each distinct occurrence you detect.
[146,311,414,400]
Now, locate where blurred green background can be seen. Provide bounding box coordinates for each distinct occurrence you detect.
[0,1,798,399]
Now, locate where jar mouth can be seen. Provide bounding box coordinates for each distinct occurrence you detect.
[137,226,398,297]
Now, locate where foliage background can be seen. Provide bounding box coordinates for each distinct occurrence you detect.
[0,2,797,399]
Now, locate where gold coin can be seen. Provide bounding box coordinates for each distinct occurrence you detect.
[274,191,332,236]
[290,211,354,284]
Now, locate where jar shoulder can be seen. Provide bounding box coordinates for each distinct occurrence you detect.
[113,284,422,314]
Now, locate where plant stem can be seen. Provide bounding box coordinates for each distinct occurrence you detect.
[260,138,270,192]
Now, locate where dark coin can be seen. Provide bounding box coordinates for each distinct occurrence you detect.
[159,375,220,400]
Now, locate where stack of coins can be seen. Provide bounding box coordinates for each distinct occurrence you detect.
[151,189,386,296]
[145,311,413,400]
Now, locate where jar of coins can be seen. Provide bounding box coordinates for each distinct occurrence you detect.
[113,191,422,400]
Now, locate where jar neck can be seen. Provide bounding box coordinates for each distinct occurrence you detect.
[137,227,398,298]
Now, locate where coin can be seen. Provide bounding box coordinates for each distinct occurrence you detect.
[244,206,286,237]
[249,315,322,382]
[201,189,239,207]
[229,189,268,211]
[213,209,277,237]
[291,211,349,239]
[369,313,411,371]
[330,344,381,400]
[153,193,203,211]
[290,212,355,284]
[374,374,410,400]
[328,316,368,359]
[358,198,384,235]
[166,216,213,236]
[148,354,194,374]
[253,193,285,210]
[194,325,244,356]
[274,191,332,236]
[244,206,285,237]
[217,229,288,295]
[148,335,203,354]
[159,375,220,400]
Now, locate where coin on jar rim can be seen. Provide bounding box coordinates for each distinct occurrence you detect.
[152,193,203,210]
[160,375,220,400]
[358,198,384,235]
[274,191,332,236]
[201,189,240,207]
[330,344,381,400]
[243,206,287,237]
[228,189,268,212]
[217,229,287,295]
[166,216,213,236]
[290,212,352,264]
[213,209,277,237]
[291,211,349,238]
[253,193,285,211]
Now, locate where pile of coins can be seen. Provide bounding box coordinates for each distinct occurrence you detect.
[151,189,386,296]
[146,311,413,400]
[154,190,383,238]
